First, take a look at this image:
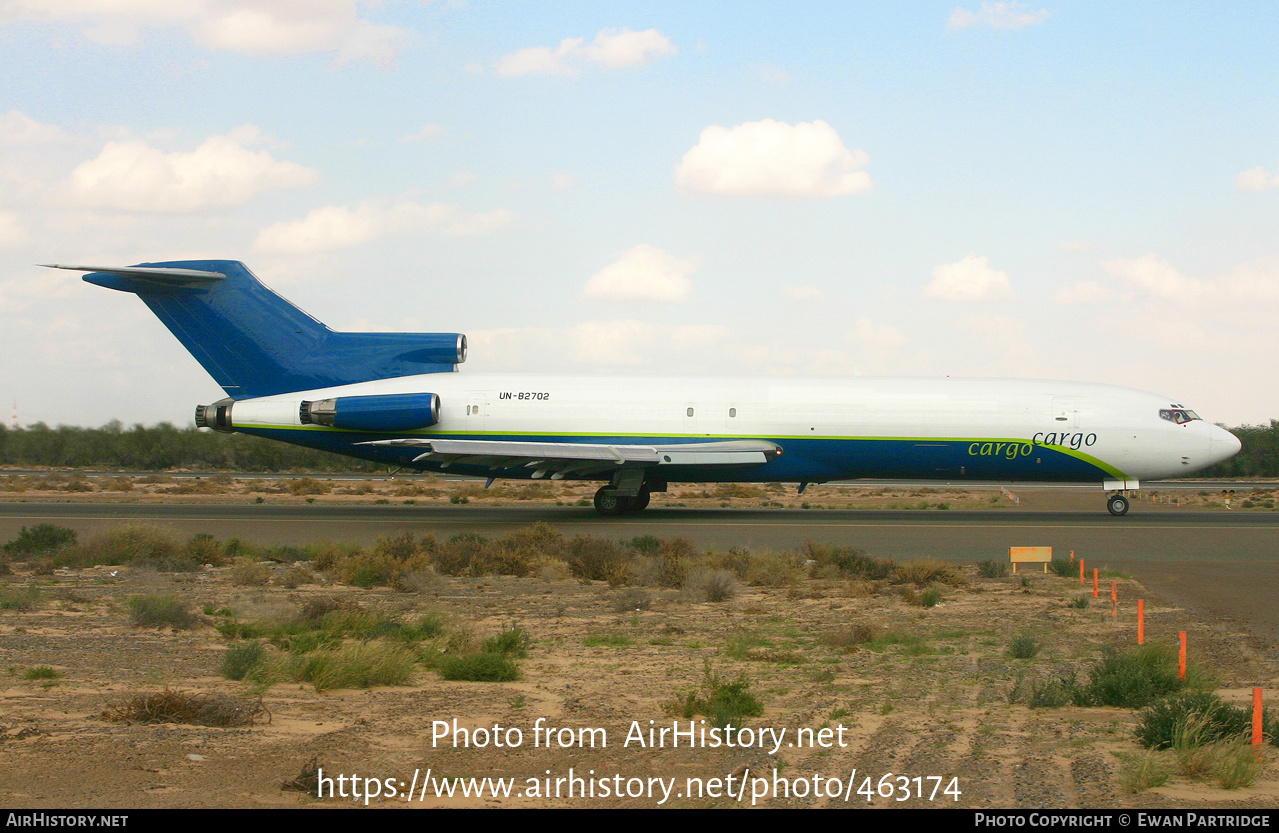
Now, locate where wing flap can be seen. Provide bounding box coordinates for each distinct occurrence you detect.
[360,437,782,474]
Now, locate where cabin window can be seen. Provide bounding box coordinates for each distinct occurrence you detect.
[729,407,737,418]
[686,407,694,417]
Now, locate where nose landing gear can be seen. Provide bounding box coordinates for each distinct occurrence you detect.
[1106,493,1130,516]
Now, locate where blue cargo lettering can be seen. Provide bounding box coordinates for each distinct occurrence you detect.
[1033,432,1097,449]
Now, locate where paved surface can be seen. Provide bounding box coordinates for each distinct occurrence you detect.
[3,501,1277,654]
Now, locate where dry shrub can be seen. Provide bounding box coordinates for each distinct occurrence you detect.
[274,564,313,589]
[743,549,806,587]
[822,623,880,652]
[842,579,880,598]
[394,566,444,594]
[287,477,332,496]
[611,587,653,612]
[653,537,696,588]
[536,558,573,582]
[686,568,737,602]
[565,536,632,585]
[229,559,271,586]
[329,533,435,586]
[297,596,356,626]
[894,558,964,587]
[104,689,268,727]
[801,541,895,580]
[714,483,765,499]
[64,524,182,569]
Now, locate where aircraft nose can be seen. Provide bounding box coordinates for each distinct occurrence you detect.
[1209,426,1242,466]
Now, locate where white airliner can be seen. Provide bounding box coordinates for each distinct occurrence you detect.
[46,260,1241,516]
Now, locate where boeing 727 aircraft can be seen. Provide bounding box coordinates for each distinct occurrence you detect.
[46,260,1241,516]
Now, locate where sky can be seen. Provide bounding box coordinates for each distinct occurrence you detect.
[2,1,1278,428]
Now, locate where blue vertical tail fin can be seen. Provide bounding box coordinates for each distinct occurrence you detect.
[45,260,465,399]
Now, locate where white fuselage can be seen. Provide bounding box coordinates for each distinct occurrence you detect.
[226,373,1241,484]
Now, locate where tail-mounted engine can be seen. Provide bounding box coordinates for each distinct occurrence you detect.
[299,392,441,431]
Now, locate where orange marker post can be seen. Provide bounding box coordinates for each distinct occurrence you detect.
[1070,550,1075,563]
[1179,632,1186,680]
[1079,558,1085,585]
[1254,688,1264,751]
[1137,599,1145,644]
[1111,582,1118,616]
[1093,568,1099,598]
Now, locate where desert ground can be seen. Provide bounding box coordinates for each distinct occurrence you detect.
[1,473,1277,809]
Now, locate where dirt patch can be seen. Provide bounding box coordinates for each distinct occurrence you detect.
[1,541,1277,808]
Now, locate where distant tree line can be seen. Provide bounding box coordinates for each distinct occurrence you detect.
[0,419,1274,477]
[1196,420,1279,478]
[0,421,381,472]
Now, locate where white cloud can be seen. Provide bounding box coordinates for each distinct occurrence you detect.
[469,320,727,369]
[1103,254,1205,304]
[924,253,1012,302]
[781,285,822,300]
[0,213,29,247]
[494,28,674,77]
[550,171,576,190]
[63,127,317,213]
[1235,165,1279,192]
[576,28,675,69]
[0,1,409,66]
[1221,257,1279,301]
[582,244,697,302]
[253,199,515,254]
[675,119,872,197]
[0,111,70,144]
[1054,281,1115,305]
[947,2,1052,31]
[846,317,905,348]
[495,38,584,77]
[400,125,447,143]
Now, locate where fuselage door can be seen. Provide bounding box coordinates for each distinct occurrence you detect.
[1051,396,1081,429]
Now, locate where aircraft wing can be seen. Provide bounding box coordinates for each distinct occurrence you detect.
[359,438,782,479]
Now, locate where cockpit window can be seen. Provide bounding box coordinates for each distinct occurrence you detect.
[1159,408,1200,424]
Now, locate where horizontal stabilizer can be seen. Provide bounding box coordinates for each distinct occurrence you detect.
[42,264,226,284]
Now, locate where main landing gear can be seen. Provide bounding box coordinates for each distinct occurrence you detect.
[1106,493,1130,516]
[594,485,651,516]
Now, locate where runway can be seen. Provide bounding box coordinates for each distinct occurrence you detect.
[3,501,1277,651]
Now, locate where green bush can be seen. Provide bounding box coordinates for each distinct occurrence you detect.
[1009,635,1041,659]
[670,664,764,728]
[3,524,77,557]
[0,587,40,611]
[1048,557,1076,578]
[127,594,197,629]
[1135,690,1279,750]
[484,626,529,657]
[1075,645,1188,708]
[221,642,267,681]
[437,652,521,682]
[293,642,417,691]
[976,559,1008,578]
